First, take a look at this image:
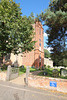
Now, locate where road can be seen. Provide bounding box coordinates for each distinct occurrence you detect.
[0,81,67,100]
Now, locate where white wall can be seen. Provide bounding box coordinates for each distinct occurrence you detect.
[44,58,53,68]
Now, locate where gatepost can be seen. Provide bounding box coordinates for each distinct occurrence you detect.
[6,65,11,81]
[26,66,30,85]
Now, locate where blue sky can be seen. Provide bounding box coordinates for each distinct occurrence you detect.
[15,0,50,47]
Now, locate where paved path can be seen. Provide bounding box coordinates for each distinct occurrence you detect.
[30,71,43,75]
[0,80,67,100]
[10,73,26,85]
[9,71,42,85]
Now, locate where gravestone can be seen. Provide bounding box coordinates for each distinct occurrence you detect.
[43,72,47,76]
[61,69,67,77]
[52,69,59,77]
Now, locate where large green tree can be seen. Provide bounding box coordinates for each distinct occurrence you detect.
[38,0,67,67]
[0,0,35,64]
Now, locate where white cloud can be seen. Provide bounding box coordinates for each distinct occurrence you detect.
[44,32,48,37]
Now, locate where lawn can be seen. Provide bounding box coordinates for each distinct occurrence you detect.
[1,66,67,79]
[38,68,67,79]
[0,66,38,75]
[19,66,38,75]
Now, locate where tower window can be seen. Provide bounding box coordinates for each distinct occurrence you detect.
[39,43,41,46]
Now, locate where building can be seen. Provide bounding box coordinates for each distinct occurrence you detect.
[44,58,53,68]
[5,21,44,68]
[22,21,44,68]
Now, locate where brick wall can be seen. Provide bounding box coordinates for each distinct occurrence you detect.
[0,72,6,81]
[28,75,67,93]
[22,50,35,67]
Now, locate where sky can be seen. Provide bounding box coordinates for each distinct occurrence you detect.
[15,0,50,49]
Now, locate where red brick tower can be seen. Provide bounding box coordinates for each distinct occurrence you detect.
[22,21,44,68]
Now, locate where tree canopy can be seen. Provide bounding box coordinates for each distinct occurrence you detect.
[0,0,35,61]
[38,0,67,67]
[44,49,50,58]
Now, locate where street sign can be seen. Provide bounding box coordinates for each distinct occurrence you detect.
[50,81,57,87]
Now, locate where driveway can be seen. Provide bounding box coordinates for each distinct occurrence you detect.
[0,80,67,100]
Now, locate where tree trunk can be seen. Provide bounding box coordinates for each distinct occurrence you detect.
[0,54,4,67]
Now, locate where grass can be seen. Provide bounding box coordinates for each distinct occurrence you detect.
[19,66,38,75]
[30,67,38,72]
[1,66,67,79]
[0,66,38,75]
[19,67,26,75]
[38,68,67,79]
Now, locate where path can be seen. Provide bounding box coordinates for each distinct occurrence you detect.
[30,70,43,75]
[9,71,42,85]
[10,73,26,85]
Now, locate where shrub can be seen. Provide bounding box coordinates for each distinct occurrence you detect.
[19,65,26,73]
[44,64,46,67]
[39,67,41,70]
[1,64,7,71]
[52,69,59,77]
[47,65,51,68]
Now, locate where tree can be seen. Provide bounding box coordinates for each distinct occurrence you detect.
[44,49,50,58]
[38,0,67,67]
[0,0,35,64]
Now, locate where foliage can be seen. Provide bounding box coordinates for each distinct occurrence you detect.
[47,65,51,68]
[38,67,67,79]
[19,66,26,74]
[30,67,37,72]
[0,0,35,64]
[44,49,50,58]
[38,0,67,67]
[0,64,7,71]
[44,64,46,67]
[38,68,54,77]
[19,66,38,75]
